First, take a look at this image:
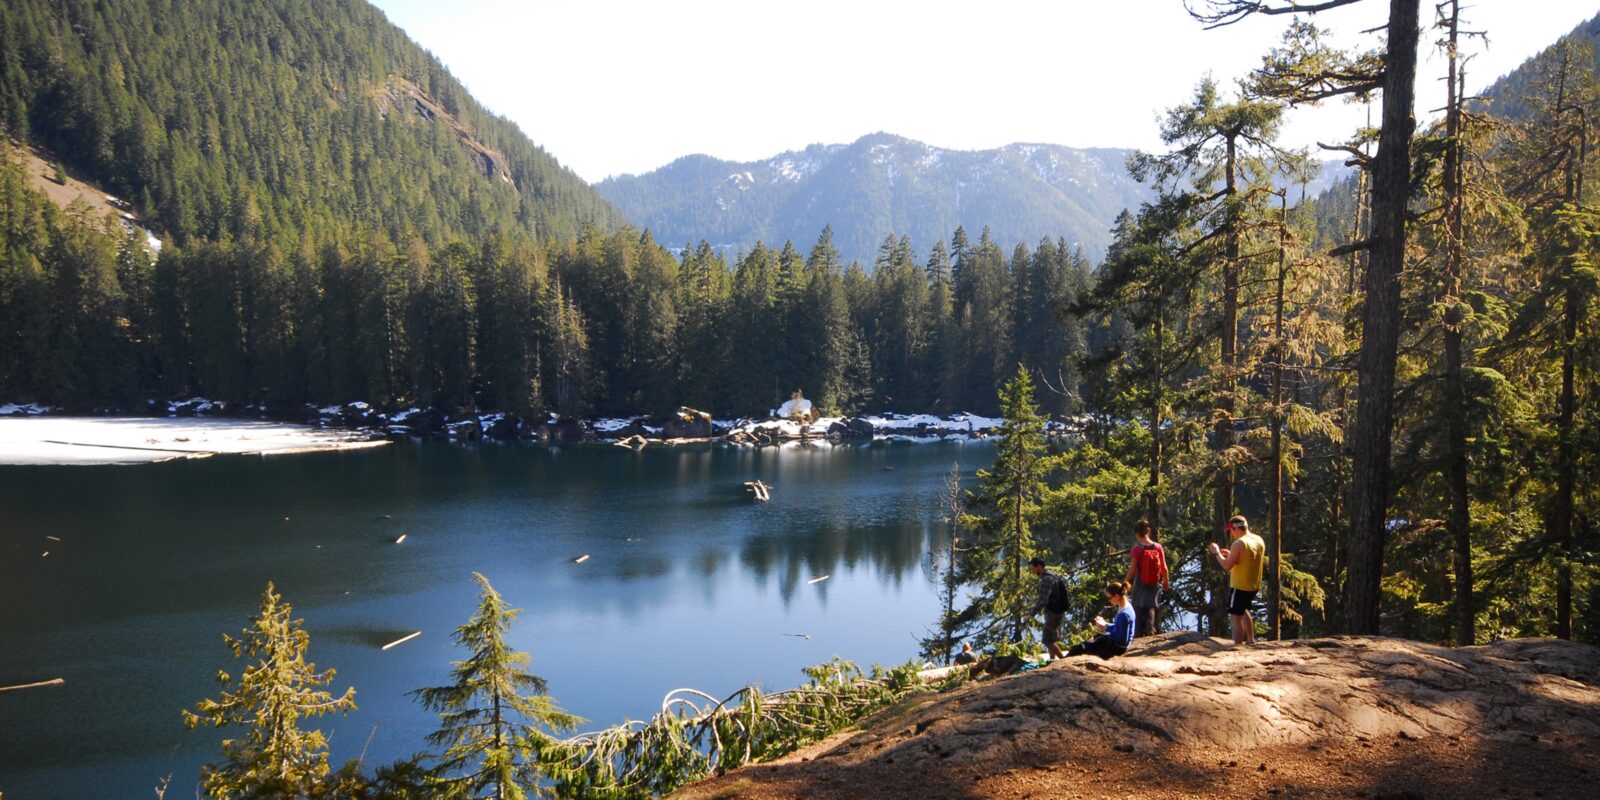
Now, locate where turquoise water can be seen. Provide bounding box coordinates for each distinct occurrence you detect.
[0,438,988,798]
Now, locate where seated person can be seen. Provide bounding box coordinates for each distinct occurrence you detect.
[1066,581,1135,659]
[953,641,978,665]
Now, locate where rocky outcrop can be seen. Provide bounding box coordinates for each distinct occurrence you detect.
[675,633,1600,800]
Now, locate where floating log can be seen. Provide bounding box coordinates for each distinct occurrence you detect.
[381,632,421,651]
[783,633,811,639]
[0,677,64,693]
[41,439,211,455]
[743,480,772,502]
[573,554,591,564]
[46,535,61,541]
[393,534,407,544]
[41,551,49,557]
[807,575,830,585]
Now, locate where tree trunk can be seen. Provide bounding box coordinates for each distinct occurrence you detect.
[1270,193,1287,641]
[1443,0,1475,646]
[1555,282,1576,639]
[1216,132,1241,637]
[1148,304,1164,538]
[1343,0,1420,635]
[1013,470,1026,644]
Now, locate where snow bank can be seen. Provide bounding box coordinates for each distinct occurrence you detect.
[0,417,385,466]
[592,417,644,433]
[723,412,1008,442]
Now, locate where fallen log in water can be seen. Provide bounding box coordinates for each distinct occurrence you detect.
[744,480,772,502]
[0,678,65,693]
[381,632,421,651]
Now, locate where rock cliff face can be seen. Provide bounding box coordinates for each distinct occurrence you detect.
[675,633,1600,799]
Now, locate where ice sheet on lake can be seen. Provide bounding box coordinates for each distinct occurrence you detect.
[0,417,386,465]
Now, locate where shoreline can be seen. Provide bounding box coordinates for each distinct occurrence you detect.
[3,400,1084,459]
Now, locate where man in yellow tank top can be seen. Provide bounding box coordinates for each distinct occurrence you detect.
[1207,514,1267,644]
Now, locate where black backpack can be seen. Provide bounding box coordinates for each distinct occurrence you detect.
[1045,575,1070,614]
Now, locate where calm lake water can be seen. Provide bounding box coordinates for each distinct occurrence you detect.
[0,438,989,798]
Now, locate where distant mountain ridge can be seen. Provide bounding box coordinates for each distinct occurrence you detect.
[597,133,1151,265]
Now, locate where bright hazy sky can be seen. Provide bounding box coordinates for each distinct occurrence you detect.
[368,1,1599,183]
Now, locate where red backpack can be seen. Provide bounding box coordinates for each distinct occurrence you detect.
[1134,543,1165,585]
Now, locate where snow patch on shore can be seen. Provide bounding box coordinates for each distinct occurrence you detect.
[0,417,384,465]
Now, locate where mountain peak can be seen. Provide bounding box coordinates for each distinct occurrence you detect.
[597,135,1150,265]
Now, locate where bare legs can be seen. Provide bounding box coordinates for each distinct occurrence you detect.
[1229,612,1256,644]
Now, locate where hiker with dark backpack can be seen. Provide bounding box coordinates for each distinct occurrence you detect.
[1028,556,1070,660]
[1123,519,1171,637]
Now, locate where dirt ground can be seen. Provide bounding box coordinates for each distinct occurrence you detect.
[7,141,135,227]
[677,726,1594,799]
[674,634,1600,799]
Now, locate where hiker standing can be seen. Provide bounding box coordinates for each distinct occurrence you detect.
[1066,581,1135,659]
[1207,514,1267,644]
[1123,519,1170,637]
[1028,556,1068,660]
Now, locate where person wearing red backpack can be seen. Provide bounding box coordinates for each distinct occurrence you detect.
[1123,519,1170,637]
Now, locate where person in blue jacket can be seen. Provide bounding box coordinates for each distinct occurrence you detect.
[1066,581,1136,659]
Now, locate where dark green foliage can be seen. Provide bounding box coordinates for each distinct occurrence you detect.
[955,367,1053,648]
[2,144,1102,419]
[544,659,924,800]
[413,573,581,800]
[0,0,622,247]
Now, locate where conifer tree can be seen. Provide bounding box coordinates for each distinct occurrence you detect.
[1498,43,1600,639]
[413,573,581,800]
[183,582,358,799]
[958,366,1051,647]
[1193,0,1423,635]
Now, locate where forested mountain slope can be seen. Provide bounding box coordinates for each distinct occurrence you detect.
[1308,10,1600,246]
[1478,12,1600,120]
[597,133,1149,265]
[0,0,622,245]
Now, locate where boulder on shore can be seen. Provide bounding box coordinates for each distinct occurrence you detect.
[548,417,589,443]
[664,407,714,439]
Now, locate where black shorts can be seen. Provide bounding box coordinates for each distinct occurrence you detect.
[1228,588,1257,616]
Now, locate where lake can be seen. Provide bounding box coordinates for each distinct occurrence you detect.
[0,437,990,798]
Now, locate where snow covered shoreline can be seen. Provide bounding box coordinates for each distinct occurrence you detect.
[0,416,386,466]
[0,399,1077,464]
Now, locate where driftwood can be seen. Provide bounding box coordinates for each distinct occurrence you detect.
[381,632,421,651]
[573,554,591,564]
[393,534,407,544]
[744,480,772,502]
[0,678,65,693]
[807,575,830,585]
